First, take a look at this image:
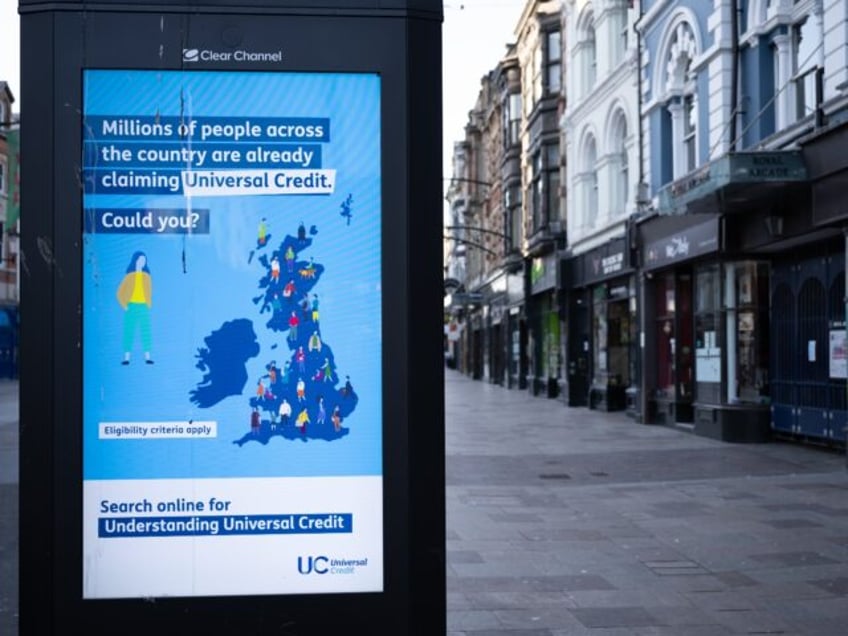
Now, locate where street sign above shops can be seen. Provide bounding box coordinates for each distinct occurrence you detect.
[642,216,720,271]
[659,151,807,213]
[448,292,483,307]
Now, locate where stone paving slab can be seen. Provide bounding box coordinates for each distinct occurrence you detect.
[446,370,848,636]
[3,372,848,635]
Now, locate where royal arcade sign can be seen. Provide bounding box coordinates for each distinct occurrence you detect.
[658,150,807,212]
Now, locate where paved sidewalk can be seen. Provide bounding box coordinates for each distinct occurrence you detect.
[3,374,847,635]
[445,369,848,636]
[0,379,19,635]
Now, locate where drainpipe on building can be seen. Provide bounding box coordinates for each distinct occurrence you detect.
[730,0,739,151]
[634,3,649,424]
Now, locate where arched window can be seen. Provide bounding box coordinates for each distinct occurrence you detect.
[663,21,698,179]
[610,0,629,67]
[584,135,598,229]
[609,111,629,216]
[575,8,597,100]
[586,24,597,94]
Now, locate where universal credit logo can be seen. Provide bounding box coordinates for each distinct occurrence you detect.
[297,555,369,576]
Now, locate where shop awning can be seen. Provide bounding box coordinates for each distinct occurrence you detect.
[658,150,808,214]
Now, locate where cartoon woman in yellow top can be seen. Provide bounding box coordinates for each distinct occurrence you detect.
[116,251,153,365]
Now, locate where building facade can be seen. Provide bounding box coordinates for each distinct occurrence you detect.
[0,80,19,379]
[637,0,848,445]
[563,0,642,411]
[515,0,567,398]
[445,0,848,450]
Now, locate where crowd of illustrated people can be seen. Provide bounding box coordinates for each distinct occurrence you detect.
[233,220,359,447]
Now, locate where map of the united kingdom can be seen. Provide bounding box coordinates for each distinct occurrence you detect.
[190,219,358,446]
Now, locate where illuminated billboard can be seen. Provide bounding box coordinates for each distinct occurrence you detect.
[81,69,382,598]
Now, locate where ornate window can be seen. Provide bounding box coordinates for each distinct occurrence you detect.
[792,18,818,121]
[502,92,521,148]
[504,183,522,251]
[663,21,698,180]
[545,143,561,223]
[609,110,629,215]
[610,0,629,67]
[582,135,598,229]
[766,1,823,129]
[546,30,562,94]
[531,149,544,231]
[575,9,597,99]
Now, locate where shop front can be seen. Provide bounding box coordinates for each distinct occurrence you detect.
[714,126,848,447]
[565,236,637,412]
[639,215,720,429]
[646,150,811,442]
[526,253,562,398]
[479,269,516,387]
[503,270,527,390]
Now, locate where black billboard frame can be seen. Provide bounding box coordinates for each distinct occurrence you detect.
[19,2,445,634]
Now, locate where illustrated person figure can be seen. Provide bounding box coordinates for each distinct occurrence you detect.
[280,360,292,384]
[300,256,316,278]
[117,251,154,365]
[256,378,266,400]
[296,346,306,373]
[322,358,334,382]
[271,292,282,314]
[258,218,268,245]
[340,193,353,226]
[296,377,306,402]
[331,405,342,432]
[288,311,300,341]
[268,361,277,385]
[311,294,320,323]
[317,396,326,426]
[297,221,306,242]
[251,407,260,435]
[285,245,295,273]
[270,256,281,283]
[308,330,322,353]
[343,375,353,398]
[283,279,296,299]
[296,407,310,435]
[311,367,324,382]
[278,398,292,427]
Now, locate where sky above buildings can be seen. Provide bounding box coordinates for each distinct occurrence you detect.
[0,1,521,189]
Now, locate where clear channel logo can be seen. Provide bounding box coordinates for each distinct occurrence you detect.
[297,555,369,576]
[182,48,283,63]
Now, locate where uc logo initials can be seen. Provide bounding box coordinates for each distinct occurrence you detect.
[298,556,329,575]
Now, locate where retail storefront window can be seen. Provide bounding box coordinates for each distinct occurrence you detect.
[732,261,770,404]
[695,264,722,402]
[607,286,631,389]
[694,262,770,405]
[592,285,608,385]
[654,273,676,399]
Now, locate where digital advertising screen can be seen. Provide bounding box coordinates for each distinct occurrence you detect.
[81,69,383,599]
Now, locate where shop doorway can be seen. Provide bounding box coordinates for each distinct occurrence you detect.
[771,251,846,444]
[652,269,694,424]
[567,294,589,406]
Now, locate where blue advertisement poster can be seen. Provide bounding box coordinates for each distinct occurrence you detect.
[81,70,383,598]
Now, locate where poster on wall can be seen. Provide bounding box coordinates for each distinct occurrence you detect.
[81,70,383,599]
[830,329,847,379]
